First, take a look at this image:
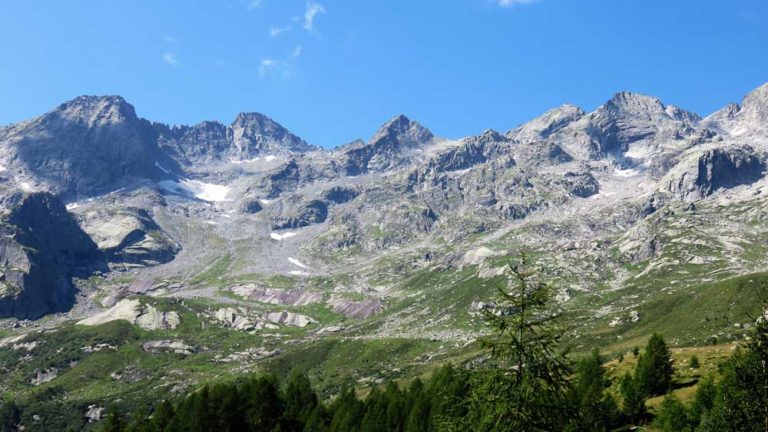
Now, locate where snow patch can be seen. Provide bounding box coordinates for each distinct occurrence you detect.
[289,270,310,276]
[288,257,309,269]
[230,158,260,165]
[154,162,171,174]
[260,199,273,205]
[18,181,36,192]
[66,203,80,210]
[159,179,231,202]
[230,155,279,164]
[614,167,640,178]
[270,232,298,240]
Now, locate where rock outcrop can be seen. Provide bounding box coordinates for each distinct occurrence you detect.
[156,112,316,166]
[79,207,180,267]
[0,96,178,199]
[0,192,105,319]
[341,115,434,175]
[661,145,765,200]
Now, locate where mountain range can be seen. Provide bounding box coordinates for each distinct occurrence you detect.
[1,81,768,427]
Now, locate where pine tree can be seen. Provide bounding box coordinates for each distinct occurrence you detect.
[619,372,646,424]
[567,348,618,431]
[689,355,700,369]
[0,400,20,432]
[100,405,124,432]
[654,394,691,432]
[465,255,572,431]
[699,312,768,432]
[241,375,284,432]
[304,403,330,432]
[404,379,430,432]
[123,404,150,432]
[689,375,716,427]
[635,333,674,396]
[149,400,174,432]
[284,371,320,430]
[328,386,364,432]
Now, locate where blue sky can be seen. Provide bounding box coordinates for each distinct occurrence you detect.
[1,0,767,147]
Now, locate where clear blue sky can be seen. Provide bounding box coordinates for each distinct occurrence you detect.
[1,0,767,147]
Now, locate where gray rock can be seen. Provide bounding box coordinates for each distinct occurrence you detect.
[79,207,179,267]
[0,96,178,199]
[662,145,765,200]
[271,198,329,229]
[341,114,434,175]
[156,112,316,166]
[0,192,106,319]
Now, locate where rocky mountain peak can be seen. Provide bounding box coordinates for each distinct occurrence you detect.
[230,111,273,128]
[229,112,314,154]
[54,95,138,127]
[703,81,768,136]
[600,91,668,119]
[508,104,586,142]
[466,129,509,146]
[369,114,433,148]
[739,81,768,124]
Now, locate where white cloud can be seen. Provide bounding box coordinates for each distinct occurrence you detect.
[270,26,290,37]
[292,45,303,58]
[259,58,294,79]
[246,0,262,10]
[303,2,326,31]
[497,0,539,6]
[163,35,176,44]
[162,52,178,66]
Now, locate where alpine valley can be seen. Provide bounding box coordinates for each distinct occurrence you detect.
[2,81,768,429]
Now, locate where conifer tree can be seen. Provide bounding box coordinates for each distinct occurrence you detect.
[699,311,768,432]
[465,254,572,431]
[566,348,618,431]
[635,333,674,396]
[405,378,431,432]
[619,372,646,424]
[654,394,691,432]
[99,405,124,432]
[284,371,320,430]
[149,400,174,432]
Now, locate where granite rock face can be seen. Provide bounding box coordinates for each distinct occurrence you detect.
[661,145,765,201]
[78,207,180,268]
[0,96,176,199]
[0,192,105,318]
[156,112,316,166]
[341,114,434,175]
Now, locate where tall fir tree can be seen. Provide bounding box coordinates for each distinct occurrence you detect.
[565,348,618,431]
[465,254,572,431]
[635,333,674,397]
[698,310,768,432]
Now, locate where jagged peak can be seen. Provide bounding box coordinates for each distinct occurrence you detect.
[469,129,508,143]
[703,81,768,132]
[508,103,585,141]
[53,95,138,125]
[602,91,666,113]
[740,81,768,112]
[230,111,278,128]
[595,91,700,124]
[549,103,586,116]
[370,114,433,146]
